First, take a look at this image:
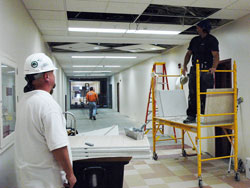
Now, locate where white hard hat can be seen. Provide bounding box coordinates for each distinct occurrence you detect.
[180,75,188,85]
[24,53,57,75]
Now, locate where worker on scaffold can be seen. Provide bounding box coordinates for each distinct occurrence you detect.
[182,20,220,124]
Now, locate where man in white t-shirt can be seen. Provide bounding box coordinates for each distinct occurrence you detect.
[15,53,76,188]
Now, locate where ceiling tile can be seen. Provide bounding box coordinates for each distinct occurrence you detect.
[96,33,125,37]
[69,32,98,37]
[22,0,64,10]
[35,20,67,30]
[99,22,130,29]
[41,30,68,36]
[29,10,67,20]
[114,44,165,52]
[53,42,109,52]
[209,9,250,20]
[151,0,196,6]
[109,0,151,3]
[68,21,102,28]
[66,0,108,12]
[190,0,237,8]
[226,0,250,10]
[106,2,148,14]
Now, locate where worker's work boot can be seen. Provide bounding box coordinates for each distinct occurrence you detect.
[183,116,196,124]
[93,116,96,120]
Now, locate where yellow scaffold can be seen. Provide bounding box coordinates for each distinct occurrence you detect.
[151,61,239,187]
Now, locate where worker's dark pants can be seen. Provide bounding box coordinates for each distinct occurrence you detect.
[187,69,214,118]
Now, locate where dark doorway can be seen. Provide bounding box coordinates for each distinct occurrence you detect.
[108,84,112,109]
[117,82,120,112]
[214,59,232,157]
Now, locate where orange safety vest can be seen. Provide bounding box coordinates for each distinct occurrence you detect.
[86,91,98,102]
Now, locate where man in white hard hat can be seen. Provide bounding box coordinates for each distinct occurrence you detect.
[15,53,76,188]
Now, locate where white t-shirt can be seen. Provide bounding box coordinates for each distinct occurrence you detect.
[15,90,71,188]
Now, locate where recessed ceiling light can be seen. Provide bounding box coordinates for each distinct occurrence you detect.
[73,65,103,68]
[69,28,126,33]
[105,56,136,59]
[104,65,121,68]
[89,74,107,76]
[73,71,112,73]
[72,56,104,59]
[94,47,100,50]
[68,27,180,35]
[72,56,136,59]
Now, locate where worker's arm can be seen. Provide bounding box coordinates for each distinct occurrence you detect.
[96,93,99,104]
[86,93,89,102]
[182,50,192,76]
[52,146,76,188]
[209,51,220,74]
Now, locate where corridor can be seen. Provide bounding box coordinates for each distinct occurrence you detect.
[69,108,250,188]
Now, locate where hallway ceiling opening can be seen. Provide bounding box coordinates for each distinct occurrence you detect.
[22,0,250,77]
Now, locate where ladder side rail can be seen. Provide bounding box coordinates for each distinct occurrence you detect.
[233,61,238,173]
[196,62,202,179]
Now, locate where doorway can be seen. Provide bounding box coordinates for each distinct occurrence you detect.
[117,82,120,112]
[214,59,232,157]
[108,84,112,109]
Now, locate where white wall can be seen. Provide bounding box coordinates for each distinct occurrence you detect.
[112,14,250,160]
[0,0,67,187]
[214,14,250,160]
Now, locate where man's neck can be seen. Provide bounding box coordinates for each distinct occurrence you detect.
[200,32,208,38]
[34,86,51,93]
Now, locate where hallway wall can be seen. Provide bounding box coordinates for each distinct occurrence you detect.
[112,14,250,160]
[0,0,67,187]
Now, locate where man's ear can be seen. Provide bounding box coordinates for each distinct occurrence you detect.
[43,72,50,82]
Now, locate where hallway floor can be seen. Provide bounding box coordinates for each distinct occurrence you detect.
[69,108,250,188]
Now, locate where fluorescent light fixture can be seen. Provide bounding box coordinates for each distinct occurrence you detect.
[7,71,15,74]
[73,74,108,77]
[1,65,8,68]
[72,56,136,59]
[72,56,104,59]
[89,74,107,76]
[73,65,103,68]
[94,47,100,50]
[105,56,136,59]
[69,27,180,35]
[73,71,112,73]
[127,30,180,35]
[69,27,126,33]
[104,65,121,68]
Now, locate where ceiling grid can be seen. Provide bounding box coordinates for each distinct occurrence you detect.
[21,0,250,77]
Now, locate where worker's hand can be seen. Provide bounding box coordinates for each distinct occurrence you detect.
[64,174,77,188]
[209,67,216,74]
[182,66,188,76]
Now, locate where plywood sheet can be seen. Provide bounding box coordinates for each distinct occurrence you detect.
[204,88,234,124]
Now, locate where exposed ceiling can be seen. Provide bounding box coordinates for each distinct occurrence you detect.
[22,0,250,77]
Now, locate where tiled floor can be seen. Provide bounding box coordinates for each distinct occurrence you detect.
[123,146,250,188]
[69,108,250,188]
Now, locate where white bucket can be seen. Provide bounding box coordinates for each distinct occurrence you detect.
[246,158,250,179]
